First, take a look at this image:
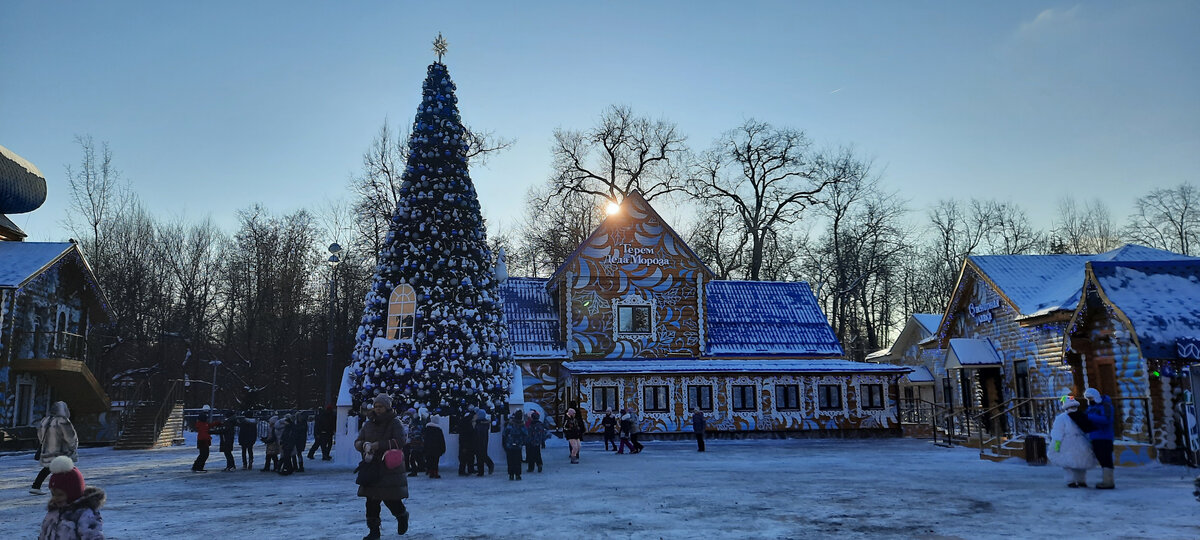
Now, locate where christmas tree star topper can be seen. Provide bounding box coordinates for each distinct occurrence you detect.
[433,33,448,62]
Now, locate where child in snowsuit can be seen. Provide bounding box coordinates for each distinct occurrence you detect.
[404,409,425,477]
[1048,397,1098,487]
[261,416,280,472]
[39,455,105,540]
[526,410,548,473]
[422,418,446,479]
[238,413,257,470]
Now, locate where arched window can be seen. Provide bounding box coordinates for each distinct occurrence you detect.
[387,284,417,340]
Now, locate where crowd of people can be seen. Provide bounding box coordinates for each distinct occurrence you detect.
[190,405,338,475]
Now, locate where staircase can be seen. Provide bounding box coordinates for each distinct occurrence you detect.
[114,381,184,450]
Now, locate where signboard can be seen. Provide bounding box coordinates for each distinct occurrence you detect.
[968,298,1001,324]
[600,243,676,268]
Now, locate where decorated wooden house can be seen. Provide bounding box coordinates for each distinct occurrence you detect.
[916,244,1190,463]
[870,313,942,405]
[1065,259,1200,464]
[501,191,911,438]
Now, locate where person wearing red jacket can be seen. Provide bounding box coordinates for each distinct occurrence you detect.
[192,410,214,472]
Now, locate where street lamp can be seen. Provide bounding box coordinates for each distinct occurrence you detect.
[209,359,222,412]
[325,242,342,406]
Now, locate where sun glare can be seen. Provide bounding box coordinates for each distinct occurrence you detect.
[606,201,621,215]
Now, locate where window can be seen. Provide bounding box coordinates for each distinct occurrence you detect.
[775,384,800,410]
[593,386,618,413]
[861,384,884,409]
[687,385,713,411]
[643,385,669,412]
[732,385,756,411]
[1014,360,1031,417]
[818,384,842,410]
[387,284,417,340]
[942,377,952,406]
[617,305,652,334]
[903,386,915,408]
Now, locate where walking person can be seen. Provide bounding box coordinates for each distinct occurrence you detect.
[217,412,237,471]
[472,410,495,476]
[261,415,280,472]
[629,406,645,453]
[1084,387,1117,489]
[30,401,78,495]
[421,417,445,479]
[276,414,295,475]
[192,408,214,473]
[308,405,336,461]
[601,409,618,451]
[457,410,476,476]
[238,412,257,470]
[1048,397,1097,487]
[563,408,584,464]
[526,410,548,473]
[502,410,528,480]
[354,393,410,539]
[292,412,308,473]
[691,408,707,452]
[404,409,425,477]
[617,409,635,454]
[38,456,105,539]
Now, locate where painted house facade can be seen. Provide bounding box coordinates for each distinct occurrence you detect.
[1066,260,1200,464]
[502,191,910,437]
[0,242,112,441]
[916,245,1190,464]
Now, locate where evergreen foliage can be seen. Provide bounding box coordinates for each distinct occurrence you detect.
[349,62,512,417]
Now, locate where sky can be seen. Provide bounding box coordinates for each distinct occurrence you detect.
[2,1,1198,245]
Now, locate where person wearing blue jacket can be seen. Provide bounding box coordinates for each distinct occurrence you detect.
[1083,387,1116,489]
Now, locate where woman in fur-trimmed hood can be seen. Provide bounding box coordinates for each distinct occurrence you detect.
[39,456,105,540]
[32,401,78,495]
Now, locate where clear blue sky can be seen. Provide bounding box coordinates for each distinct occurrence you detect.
[2,1,1197,243]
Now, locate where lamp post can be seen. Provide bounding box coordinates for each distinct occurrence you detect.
[209,359,222,412]
[325,242,342,406]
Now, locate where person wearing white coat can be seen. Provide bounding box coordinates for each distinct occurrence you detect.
[1048,397,1098,488]
[30,401,78,495]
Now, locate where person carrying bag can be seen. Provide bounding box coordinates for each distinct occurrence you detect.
[354,393,410,539]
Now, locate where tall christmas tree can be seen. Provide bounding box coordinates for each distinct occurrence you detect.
[349,38,512,417]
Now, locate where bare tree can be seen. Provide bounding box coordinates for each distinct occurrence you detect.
[515,185,604,277]
[984,201,1046,255]
[549,105,689,203]
[1050,197,1121,254]
[686,198,749,280]
[1123,182,1200,255]
[689,120,862,280]
[65,135,127,274]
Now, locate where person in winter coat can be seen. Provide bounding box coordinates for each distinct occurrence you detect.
[276,415,295,475]
[354,393,409,539]
[502,411,529,480]
[215,412,237,471]
[601,409,618,451]
[421,418,445,479]
[472,410,495,476]
[629,406,644,453]
[404,408,425,477]
[563,408,584,464]
[308,405,336,461]
[39,456,105,540]
[291,413,308,473]
[1048,397,1098,487]
[237,413,257,470]
[457,411,476,476]
[261,416,280,472]
[1084,387,1116,489]
[691,408,707,452]
[31,401,78,495]
[193,410,214,473]
[617,409,636,454]
[526,410,548,473]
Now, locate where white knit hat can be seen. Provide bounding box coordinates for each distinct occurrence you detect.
[1083,388,1101,403]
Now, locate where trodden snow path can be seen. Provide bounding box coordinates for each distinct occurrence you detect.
[2,436,1197,539]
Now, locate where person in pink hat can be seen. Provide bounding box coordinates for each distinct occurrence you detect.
[39,455,106,539]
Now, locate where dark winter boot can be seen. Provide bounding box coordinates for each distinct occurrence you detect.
[363,518,381,540]
[397,511,409,535]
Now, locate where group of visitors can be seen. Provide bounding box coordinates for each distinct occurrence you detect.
[1047,387,1118,489]
[595,407,648,458]
[192,405,337,475]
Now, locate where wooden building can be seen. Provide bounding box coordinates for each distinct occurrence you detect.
[1065,260,1200,464]
[913,245,1190,463]
[502,191,910,437]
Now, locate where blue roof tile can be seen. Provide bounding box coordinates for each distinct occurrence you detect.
[501,277,566,358]
[705,281,843,357]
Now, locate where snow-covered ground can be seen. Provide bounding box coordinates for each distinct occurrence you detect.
[2,436,1197,539]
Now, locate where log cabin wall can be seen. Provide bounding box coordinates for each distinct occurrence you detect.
[1072,286,1152,445]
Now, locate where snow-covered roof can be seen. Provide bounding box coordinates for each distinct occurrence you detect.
[500,277,566,358]
[562,359,911,375]
[902,365,935,383]
[0,143,48,216]
[0,241,76,288]
[705,280,844,357]
[865,348,891,360]
[1087,260,1200,359]
[970,244,1192,318]
[944,338,1002,370]
[912,313,942,334]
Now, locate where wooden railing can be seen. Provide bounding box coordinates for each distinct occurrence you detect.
[971,397,1059,458]
[152,381,182,436]
[13,330,87,361]
[898,399,984,447]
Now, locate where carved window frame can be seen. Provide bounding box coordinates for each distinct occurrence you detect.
[611,294,655,341]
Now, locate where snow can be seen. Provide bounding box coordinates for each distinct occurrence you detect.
[903,365,935,383]
[0,242,73,287]
[945,338,1002,369]
[971,244,1192,317]
[0,143,45,179]
[706,281,844,357]
[1,435,1196,538]
[562,359,911,374]
[912,313,942,335]
[1092,261,1200,359]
